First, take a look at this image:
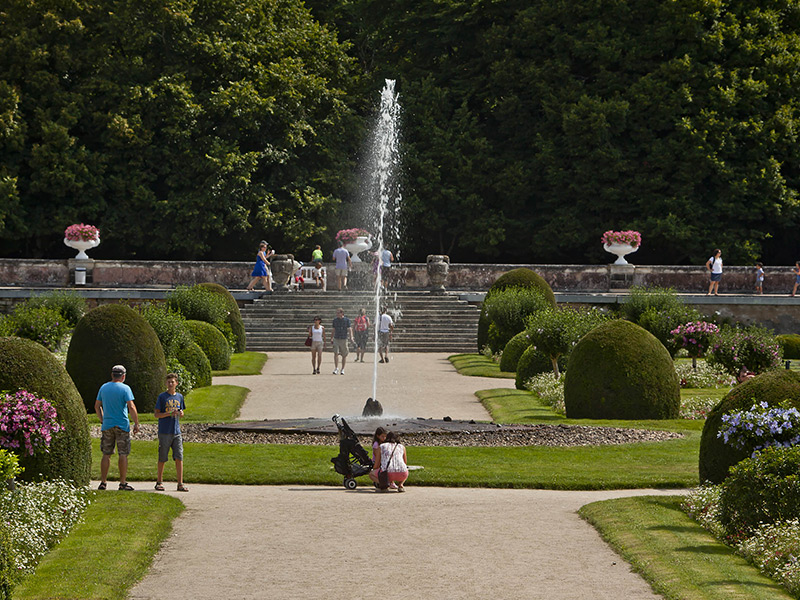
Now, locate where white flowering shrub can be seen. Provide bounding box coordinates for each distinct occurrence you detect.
[524,372,566,414]
[681,485,725,538]
[680,395,722,420]
[674,361,735,389]
[0,480,90,573]
[738,520,800,596]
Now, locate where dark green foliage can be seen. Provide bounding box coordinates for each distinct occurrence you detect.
[0,337,91,485]
[26,291,87,327]
[0,520,16,600]
[637,305,702,358]
[699,370,800,484]
[719,446,800,541]
[484,287,551,354]
[176,341,212,388]
[166,286,229,326]
[198,283,246,353]
[620,287,683,324]
[138,303,192,359]
[707,325,783,376]
[564,320,680,420]
[515,345,564,390]
[1,305,70,351]
[185,320,231,371]
[65,304,166,414]
[165,358,194,396]
[777,334,800,360]
[500,330,533,373]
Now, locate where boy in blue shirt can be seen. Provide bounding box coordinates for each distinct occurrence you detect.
[154,373,188,492]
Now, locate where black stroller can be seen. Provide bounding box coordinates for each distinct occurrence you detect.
[331,414,373,489]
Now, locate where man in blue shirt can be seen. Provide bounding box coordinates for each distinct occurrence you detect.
[332,241,352,291]
[154,373,188,492]
[330,308,354,375]
[95,365,140,491]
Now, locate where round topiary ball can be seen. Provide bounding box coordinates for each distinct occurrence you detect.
[66,304,167,414]
[197,283,246,353]
[564,320,680,419]
[500,331,534,373]
[186,320,231,371]
[515,344,563,390]
[177,341,212,387]
[478,268,556,352]
[699,369,800,484]
[0,337,91,485]
[777,334,800,360]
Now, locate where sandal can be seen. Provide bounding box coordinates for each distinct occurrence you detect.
[154,482,165,491]
[176,484,189,492]
[97,482,107,490]
[118,482,134,491]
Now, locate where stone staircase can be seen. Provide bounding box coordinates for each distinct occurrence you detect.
[241,290,479,352]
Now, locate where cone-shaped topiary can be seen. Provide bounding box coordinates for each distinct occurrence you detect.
[197,283,246,353]
[699,369,800,484]
[478,268,556,352]
[177,341,212,387]
[515,344,564,390]
[66,304,167,414]
[564,320,680,419]
[0,337,91,485]
[186,320,231,370]
[500,330,534,373]
[777,334,800,360]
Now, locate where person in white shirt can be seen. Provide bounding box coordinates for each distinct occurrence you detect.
[706,249,723,296]
[374,431,408,492]
[378,307,394,363]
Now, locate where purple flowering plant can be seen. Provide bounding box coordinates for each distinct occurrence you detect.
[335,228,371,244]
[718,401,800,456]
[707,325,783,376]
[601,230,641,247]
[671,321,719,359]
[0,390,62,456]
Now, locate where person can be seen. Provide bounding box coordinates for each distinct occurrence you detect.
[792,261,800,297]
[706,249,723,296]
[313,262,324,289]
[311,245,323,267]
[95,365,140,491]
[368,427,388,486]
[308,315,325,374]
[246,241,274,291]
[374,431,408,492]
[379,248,394,287]
[330,307,353,374]
[353,308,370,363]
[737,366,756,383]
[293,263,305,291]
[332,241,352,291]
[378,307,394,363]
[755,262,764,295]
[154,373,188,492]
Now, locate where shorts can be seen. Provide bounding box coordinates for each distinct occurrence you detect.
[379,331,391,349]
[158,434,184,462]
[101,426,131,456]
[354,330,368,349]
[310,340,324,351]
[333,338,349,356]
[313,258,323,266]
[710,272,722,282]
[335,268,348,277]
[795,275,800,284]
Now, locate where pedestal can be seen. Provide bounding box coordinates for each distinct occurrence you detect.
[608,264,635,291]
[68,259,95,286]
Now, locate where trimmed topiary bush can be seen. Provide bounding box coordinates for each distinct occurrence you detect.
[778,334,800,360]
[500,331,534,373]
[0,337,91,485]
[197,283,246,353]
[515,345,564,390]
[66,304,167,414]
[699,369,800,484]
[185,320,231,371]
[563,320,680,419]
[478,268,555,352]
[177,341,212,388]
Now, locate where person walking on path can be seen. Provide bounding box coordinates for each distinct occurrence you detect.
[793,261,800,297]
[332,241,351,291]
[95,364,140,491]
[378,307,394,363]
[154,373,188,492]
[374,431,408,492]
[706,249,723,296]
[308,316,325,374]
[330,308,354,374]
[246,241,274,291]
[754,262,764,295]
[353,308,370,363]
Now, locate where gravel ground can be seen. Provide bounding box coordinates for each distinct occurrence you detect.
[91,422,682,447]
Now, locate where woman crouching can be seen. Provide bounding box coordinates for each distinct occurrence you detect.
[374,431,408,492]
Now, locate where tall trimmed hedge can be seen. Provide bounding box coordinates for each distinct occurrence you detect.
[66,304,167,414]
[0,337,91,485]
[177,341,212,387]
[197,283,246,353]
[186,320,231,370]
[778,334,800,360]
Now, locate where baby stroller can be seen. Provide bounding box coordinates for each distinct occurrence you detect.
[331,414,373,490]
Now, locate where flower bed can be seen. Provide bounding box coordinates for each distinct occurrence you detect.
[0,391,62,456]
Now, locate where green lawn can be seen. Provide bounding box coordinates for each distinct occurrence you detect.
[14,492,184,600]
[580,496,793,600]
[212,351,267,376]
[448,353,516,378]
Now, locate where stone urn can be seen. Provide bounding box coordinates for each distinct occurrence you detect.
[603,243,638,266]
[64,237,100,260]
[270,254,295,291]
[344,236,372,263]
[426,254,450,293]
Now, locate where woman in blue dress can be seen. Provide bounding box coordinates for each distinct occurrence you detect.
[246,241,274,291]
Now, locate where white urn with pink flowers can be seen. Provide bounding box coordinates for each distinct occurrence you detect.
[64,223,100,260]
[601,230,641,265]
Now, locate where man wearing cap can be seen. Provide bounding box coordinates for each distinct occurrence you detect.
[95,365,140,491]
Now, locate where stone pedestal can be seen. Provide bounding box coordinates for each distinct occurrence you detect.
[426,254,450,294]
[346,262,374,291]
[271,254,295,291]
[68,258,95,286]
[608,264,635,290]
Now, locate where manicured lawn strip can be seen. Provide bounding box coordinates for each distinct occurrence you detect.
[212,351,267,376]
[580,496,793,600]
[681,387,729,402]
[448,354,516,378]
[14,492,184,600]
[92,435,700,489]
[87,384,249,425]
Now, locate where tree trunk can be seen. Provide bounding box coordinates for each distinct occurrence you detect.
[551,356,560,379]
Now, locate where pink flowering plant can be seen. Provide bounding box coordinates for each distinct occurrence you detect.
[707,325,783,376]
[335,228,371,244]
[671,321,719,359]
[0,390,62,456]
[64,223,99,242]
[601,230,641,247]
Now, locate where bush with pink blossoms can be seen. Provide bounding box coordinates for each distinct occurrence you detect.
[707,325,783,376]
[0,391,62,457]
